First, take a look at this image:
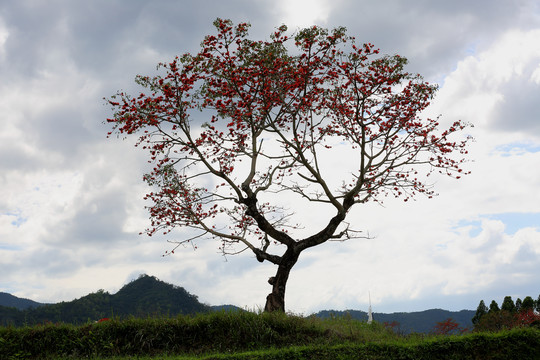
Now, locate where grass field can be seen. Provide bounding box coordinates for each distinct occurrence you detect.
[1,310,539,359]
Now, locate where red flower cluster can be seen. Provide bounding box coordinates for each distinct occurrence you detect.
[432,318,469,335]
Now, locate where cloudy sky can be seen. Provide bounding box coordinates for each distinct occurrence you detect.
[1,0,539,315]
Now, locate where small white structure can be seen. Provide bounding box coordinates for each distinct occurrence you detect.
[367,292,373,324]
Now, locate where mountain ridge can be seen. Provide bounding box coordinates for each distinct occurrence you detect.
[1,275,474,332]
[314,308,474,333]
[0,292,47,310]
[0,274,209,326]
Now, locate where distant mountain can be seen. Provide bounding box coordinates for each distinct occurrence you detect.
[111,274,210,317]
[314,308,475,333]
[210,304,244,312]
[0,275,210,326]
[0,292,46,310]
[1,276,475,333]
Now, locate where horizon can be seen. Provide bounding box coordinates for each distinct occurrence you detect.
[1,282,478,315]
[3,274,535,315]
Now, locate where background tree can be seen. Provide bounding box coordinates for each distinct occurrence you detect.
[535,295,540,312]
[472,300,488,325]
[474,310,516,332]
[106,19,472,312]
[515,297,522,313]
[521,296,535,312]
[501,296,515,313]
[489,300,500,313]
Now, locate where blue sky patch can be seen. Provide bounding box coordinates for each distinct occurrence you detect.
[454,219,483,237]
[455,213,540,236]
[485,212,540,234]
[0,243,22,251]
[494,142,540,156]
[4,212,28,228]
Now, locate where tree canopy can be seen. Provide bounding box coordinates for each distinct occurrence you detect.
[106,19,471,311]
[472,300,488,325]
[501,296,516,313]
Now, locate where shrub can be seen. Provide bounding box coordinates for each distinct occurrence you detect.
[431,318,469,335]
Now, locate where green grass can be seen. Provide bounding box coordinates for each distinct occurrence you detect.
[2,310,539,359]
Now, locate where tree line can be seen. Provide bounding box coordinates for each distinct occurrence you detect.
[472,295,540,332]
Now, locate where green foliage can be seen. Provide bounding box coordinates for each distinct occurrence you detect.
[315,309,474,334]
[0,311,393,359]
[196,329,540,360]
[473,310,517,332]
[111,274,208,317]
[0,293,45,311]
[472,301,486,327]
[2,311,539,359]
[488,300,500,313]
[515,298,522,312]
[501,296,516,313]
[471,300,488,325]
[0,275,209,327]
[522,296,535,311]
[473,295,540,333]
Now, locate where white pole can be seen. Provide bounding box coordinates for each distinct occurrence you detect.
[367,291,373,324]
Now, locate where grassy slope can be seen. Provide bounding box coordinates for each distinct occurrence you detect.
[2,311,539,359]
[196,329,540,360]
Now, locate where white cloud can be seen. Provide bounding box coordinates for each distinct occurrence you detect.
[436,218,540,295]
[275,0,336,28]
[531,63,540,84]
[0,17,8,60]
[430,29,540,135]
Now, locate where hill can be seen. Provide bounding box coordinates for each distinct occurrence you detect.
[0,274,210,326]
[0,292,46,310]
[111,274,209,316]
[1,276,475,332]
[314,308,475,333]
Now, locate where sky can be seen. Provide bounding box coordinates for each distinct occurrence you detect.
[1,0,540,315]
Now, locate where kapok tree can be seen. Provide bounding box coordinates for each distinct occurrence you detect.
[106,19,471,312]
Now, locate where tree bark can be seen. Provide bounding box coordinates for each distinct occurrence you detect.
[262,212,348,312]
[264,248,299,312]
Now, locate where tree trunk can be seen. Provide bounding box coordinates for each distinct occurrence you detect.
[264,249,299,312]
